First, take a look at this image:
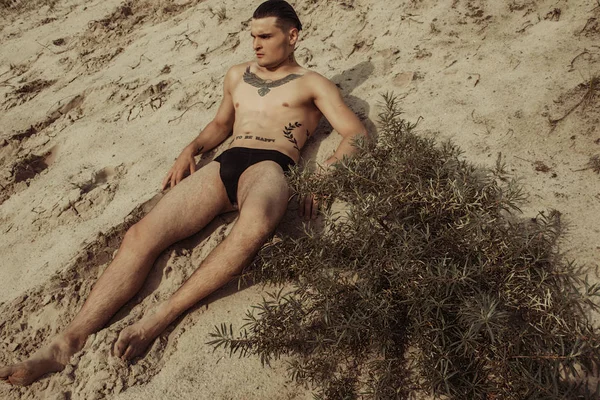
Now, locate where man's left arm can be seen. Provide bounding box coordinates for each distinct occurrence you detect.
[299,73,368,219]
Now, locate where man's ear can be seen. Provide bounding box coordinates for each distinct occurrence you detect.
[288,28,299,46]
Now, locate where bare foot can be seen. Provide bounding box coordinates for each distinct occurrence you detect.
[0,336,79,386]
[113,303,173,361]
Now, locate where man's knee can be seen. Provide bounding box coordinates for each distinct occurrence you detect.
[237,210,280,240]
[122,223,139,245]
[123,222,150,248]
[121,222,164,258]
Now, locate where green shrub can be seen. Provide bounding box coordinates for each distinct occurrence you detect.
[210,94,600,399]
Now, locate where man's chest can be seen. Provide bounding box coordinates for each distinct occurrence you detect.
[231,78,313,113]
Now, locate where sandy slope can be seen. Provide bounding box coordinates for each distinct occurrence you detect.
[0,0,599,398]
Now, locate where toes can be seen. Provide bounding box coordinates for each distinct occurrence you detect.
[114,324,155,361]
[6,366,32,386]
[8,374,26,386]
[0,366,12,380]
[0,351,66,386]
[0,365,14,381]
[113,332,129,358]
[122,345,135,361]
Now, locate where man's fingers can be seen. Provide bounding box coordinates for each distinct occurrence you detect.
[189,161,196,175]
[176,170,185,185]
[298,195,304,217]
[298,194,321,220]
[162,173,171,190]
[311,196,318,219]
[304,194,313,220]
[161,171,172,190]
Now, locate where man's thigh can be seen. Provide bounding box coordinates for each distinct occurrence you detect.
[236,161,290,228]
[135,161,234,248]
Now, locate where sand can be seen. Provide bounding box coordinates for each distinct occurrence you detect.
[0,0,599,398]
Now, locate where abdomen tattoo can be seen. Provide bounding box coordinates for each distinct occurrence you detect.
[283,122,302,152]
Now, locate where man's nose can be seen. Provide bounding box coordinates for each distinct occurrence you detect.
[253,38,261,50]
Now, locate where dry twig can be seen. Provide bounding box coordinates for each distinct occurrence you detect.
[467,73,481,87]
[574,155,600,173]
[549,76,599,127]
[168,101,203,124]
[35,40,67,55]
[544,8,561,21]
[517,22,534,33]
[569,50,590,71]
[578,18,598,36]
[173,34,199,51]
[445,60,457,69]
[129,54,152,69]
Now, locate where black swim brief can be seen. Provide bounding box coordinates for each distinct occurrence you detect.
[214,147,295,205]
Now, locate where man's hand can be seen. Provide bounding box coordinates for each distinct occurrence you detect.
[161,145,199,190]
[299,193,319,220]
[298,165,332,220]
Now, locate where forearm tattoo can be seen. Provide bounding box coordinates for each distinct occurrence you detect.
[243,66,302,97]
[283,122,302,152]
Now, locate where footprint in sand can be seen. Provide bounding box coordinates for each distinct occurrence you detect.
[2,79,56,111]
[0,91,88,207]
[0,146,58,206]
[46,165,127,227]
[10,94,86,142]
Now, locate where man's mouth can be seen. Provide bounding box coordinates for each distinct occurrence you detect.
[256,54,264,58]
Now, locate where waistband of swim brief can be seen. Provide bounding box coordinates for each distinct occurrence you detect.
[224,146,296,165]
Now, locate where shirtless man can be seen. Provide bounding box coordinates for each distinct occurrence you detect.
[1,0,367,386]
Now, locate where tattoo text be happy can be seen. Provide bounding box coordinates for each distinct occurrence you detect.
[234,135,276,143]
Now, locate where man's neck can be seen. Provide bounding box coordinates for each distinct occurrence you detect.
[258,52,299,73]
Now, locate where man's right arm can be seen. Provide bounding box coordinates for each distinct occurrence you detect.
[162,66,238,190]
[185,66,238,156]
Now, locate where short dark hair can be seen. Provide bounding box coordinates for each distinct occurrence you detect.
[253,0,302,32]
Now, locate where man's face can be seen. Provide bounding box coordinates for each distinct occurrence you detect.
[250,17,294,68]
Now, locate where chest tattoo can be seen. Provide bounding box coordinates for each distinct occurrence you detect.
[283,122,302,152]
[243,66,302,97]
